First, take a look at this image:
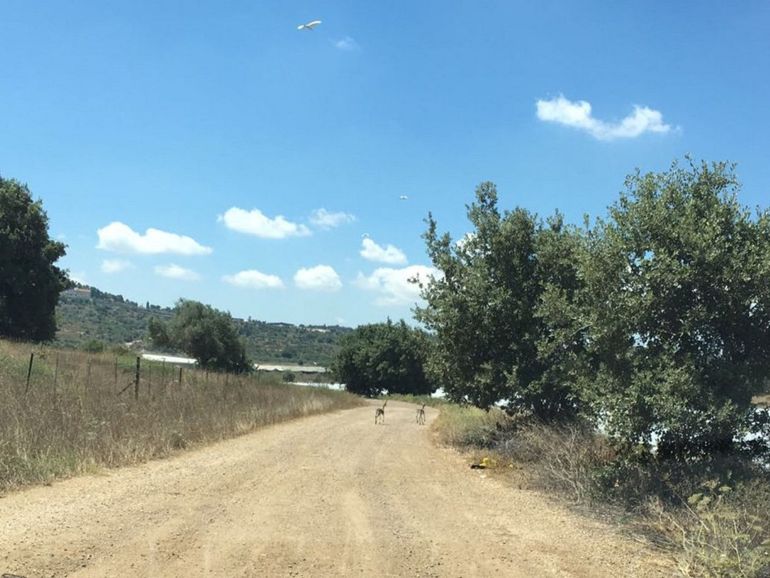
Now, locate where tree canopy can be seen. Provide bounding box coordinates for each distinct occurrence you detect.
[417,161,770,461]
[575,160,770,459]
[149,300,251,372]
[332,320,436,397]
[0,177,69,341]
[416,182,582,418]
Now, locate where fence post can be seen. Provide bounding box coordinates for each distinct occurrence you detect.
[134,356,141,400]
[24,352,35,394]
[178,366,183,386]
[86,357,92,390]
[114,356,118,386]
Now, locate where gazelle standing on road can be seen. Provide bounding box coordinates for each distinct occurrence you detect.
[375,400,387,425]
[416,403,426,425]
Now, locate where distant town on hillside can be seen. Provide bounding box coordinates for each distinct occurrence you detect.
[55,285,352,366]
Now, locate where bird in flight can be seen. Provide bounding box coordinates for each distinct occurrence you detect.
[297,20,322,31]
[399,195,409,200]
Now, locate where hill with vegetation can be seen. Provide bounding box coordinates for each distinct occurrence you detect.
[55,286,351,366]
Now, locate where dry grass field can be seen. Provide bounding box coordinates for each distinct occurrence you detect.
[0,340,361,493]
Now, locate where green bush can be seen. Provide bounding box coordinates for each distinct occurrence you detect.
[81,339,105,353]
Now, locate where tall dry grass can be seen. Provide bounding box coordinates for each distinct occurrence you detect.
[644,481,770,577]
[432,403,509,448]
[0,340,361,492]
[432,404,770,577]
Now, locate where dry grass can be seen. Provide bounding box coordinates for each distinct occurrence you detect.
[753,393,770,408]
[433,404,770,577]
[0,340,362,493]
[495,420,613,504]
[431,403,509,448]
[644,481,770,577]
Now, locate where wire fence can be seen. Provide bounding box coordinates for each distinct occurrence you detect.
[0,342,359,492]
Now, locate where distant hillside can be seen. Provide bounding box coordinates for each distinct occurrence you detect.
[55,286,351,366]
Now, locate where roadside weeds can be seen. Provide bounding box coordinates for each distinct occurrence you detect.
[431,403,770,578]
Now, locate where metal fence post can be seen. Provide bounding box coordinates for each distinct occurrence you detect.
[24,352,35,394]
[134,356,141,400]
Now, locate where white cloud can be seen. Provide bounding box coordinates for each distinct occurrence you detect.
[360,238,407,265]
[155,264,200,281]
[535,95,672,140]
[334,36,359,51]
[68,271,88,285]
[219,207,310,239]
[96,222,212,255]
[309,208,356,230]
[294,265,342,292]
[355,265,438,306]
[222,269,284,289]
[101,259,133,274]
[455,232,476,251]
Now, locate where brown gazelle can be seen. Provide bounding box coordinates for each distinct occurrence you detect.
[375,400,387,424]
[416,403,426,425]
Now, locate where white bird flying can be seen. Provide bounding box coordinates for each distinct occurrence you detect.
[399,195,409,200]
[297,20,322,31]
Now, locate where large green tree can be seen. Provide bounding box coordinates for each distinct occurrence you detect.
[416,182,582,418]
[577,160,770,459]
[149,300,251,372]
[332,320,435,397]
[0,177,69,341]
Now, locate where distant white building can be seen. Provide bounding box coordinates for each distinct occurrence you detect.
[63,287,91,300]
[254,363,327,374]
[141,353,198,366]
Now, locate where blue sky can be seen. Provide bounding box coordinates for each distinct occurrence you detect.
[2,1,769,326]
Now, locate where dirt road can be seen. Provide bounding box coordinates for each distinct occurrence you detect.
[0,401,672,577]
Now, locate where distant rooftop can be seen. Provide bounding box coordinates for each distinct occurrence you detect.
[141,353,197,366]
[254,363,327,374]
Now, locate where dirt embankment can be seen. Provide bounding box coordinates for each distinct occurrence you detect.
[0,401,673,577]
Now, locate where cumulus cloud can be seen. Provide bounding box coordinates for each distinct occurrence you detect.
[154,264,200,281]
[101,259,133,274]
[222,269,284,289]
[455,232,476,251]
[334,36,359,51]
[535,95,672,140]
[294,265,342,292]
[96,222,212,255]
[219,207,310,239]
[309,208,356,230]
[68,271,88,285]
[360,238,407,265]
[355,265,438,306]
